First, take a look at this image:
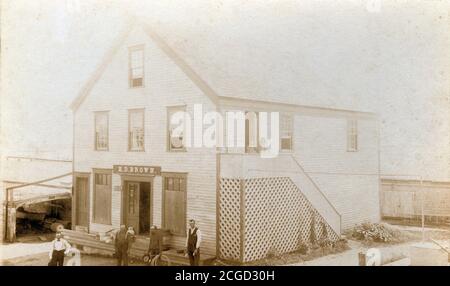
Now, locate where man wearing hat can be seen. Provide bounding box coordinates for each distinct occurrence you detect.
[148,225,163,257]
[115,225,129,266]
[185,219,202,266]
[48,232,71,266]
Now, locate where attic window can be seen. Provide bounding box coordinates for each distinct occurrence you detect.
[129,45,144,88]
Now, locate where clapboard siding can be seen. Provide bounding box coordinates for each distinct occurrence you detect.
[73,26,217,256]
[73,24,381,257]
[220,114,380,230]
[294,115,380,229]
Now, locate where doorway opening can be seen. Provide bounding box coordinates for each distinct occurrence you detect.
[15,198,71,240]
[124,181,152,235]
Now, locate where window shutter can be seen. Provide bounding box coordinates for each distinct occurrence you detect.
[93,172,112,224]
[163,173,187,236]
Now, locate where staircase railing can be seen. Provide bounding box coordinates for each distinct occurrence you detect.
[222,152,342,236]
[288,155,342,236]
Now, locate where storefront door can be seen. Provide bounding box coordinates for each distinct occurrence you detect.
[75,176,89,228]
[124,180,151,235]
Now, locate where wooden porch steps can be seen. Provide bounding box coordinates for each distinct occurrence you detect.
[62,229,150,256]
[62,229,115,253]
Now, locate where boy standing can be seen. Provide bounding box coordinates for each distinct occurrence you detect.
[48,232,71,266]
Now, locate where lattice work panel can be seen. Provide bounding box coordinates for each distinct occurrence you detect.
[218,178,241,261]
[243,177,339,262]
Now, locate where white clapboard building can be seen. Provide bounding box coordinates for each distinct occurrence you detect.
[70,21,380,263]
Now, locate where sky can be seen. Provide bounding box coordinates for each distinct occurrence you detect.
[1,0,449,180]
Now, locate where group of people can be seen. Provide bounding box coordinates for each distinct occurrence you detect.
[114,219,202,266]
[48,219,202,266]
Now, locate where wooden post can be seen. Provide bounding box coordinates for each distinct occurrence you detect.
[215,153,221,260]
[420,177,425,241]
[7,205,16,243]
[239,179,245,263]
[358,252,366,266]
[3,188,7,241]
[2,202,6,241]
[5,187,17,243]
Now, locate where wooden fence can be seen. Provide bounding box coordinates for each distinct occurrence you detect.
[381,179,450,221]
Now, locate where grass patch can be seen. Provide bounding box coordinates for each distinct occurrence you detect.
[345,221,450,248]
[344,222,406,245]
[243,239,350,266]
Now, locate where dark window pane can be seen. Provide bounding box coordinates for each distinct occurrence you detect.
[168,178,173,191]
[281,137,292,150]
[174,178,179,191]
[179,178,185,191]
[132,78,143,87]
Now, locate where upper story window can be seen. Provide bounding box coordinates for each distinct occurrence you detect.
[167,105,187,152]
[280,113,293,152]
[95,111,109,151]
[128,109,145,151]
[245,111,259,153]
[129,45,144,88]
[347,119,358,152]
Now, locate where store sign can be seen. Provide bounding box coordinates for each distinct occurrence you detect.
[113,165,161,176]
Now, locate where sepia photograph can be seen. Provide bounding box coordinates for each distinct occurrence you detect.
[0,0,449,271]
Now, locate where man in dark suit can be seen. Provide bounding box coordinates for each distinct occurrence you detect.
[115,225,131,266]
[148,225,163,257]
[185,219,202,266]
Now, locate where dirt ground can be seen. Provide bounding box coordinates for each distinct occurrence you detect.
[1,251,117,266]
[0,246,147,266]
[1,223,449,266]
[0,234,145,266]
[290,224,450,266]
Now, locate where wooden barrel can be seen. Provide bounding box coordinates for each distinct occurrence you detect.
[50,223,64,232]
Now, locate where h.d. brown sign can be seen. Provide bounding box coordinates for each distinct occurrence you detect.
[113,165,161,176]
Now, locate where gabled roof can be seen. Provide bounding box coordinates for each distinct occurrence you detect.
[70,21,135,111]
[70,21,376,119]
[143,26,219,106]
[70,20,219,111]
